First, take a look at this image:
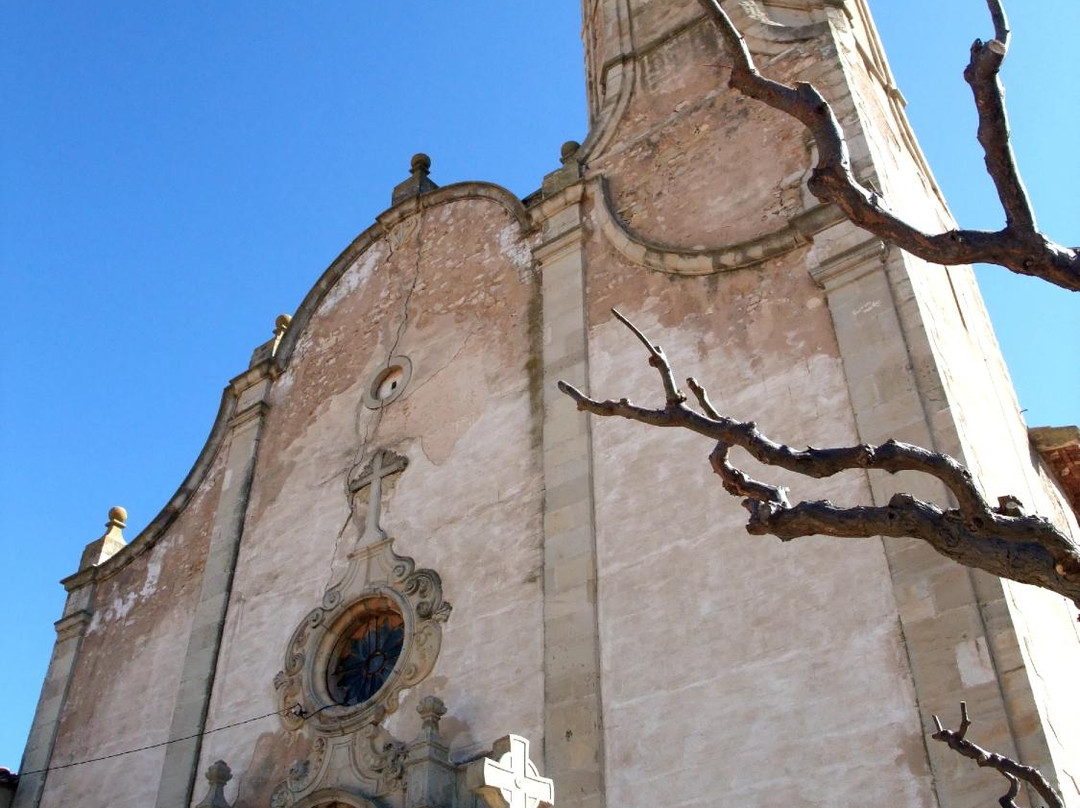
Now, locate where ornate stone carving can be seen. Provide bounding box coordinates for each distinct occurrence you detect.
[352,724,408,793]
[270,738,326,808]
[273,535,451,735]
[271,446,451,802]
[270,720,552,808]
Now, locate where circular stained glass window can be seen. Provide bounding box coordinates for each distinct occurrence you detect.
[327,606,405,707]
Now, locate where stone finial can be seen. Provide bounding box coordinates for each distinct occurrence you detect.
[410,694,449,754]
[274,313,292,338]
[406,696,453,808]
[542,140,583,196]
[271,313,292,357]
[392,153,439,206]
[79,506,128,570]
[107,506,127,531]
[250,313,294,365]
[195,760,234,808]
[417,696,447,733]
[411,153,432,177]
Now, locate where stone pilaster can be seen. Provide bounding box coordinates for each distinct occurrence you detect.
[12,610,90,808]
[14,510,128,808]
[154,360,275,808]
[534,179,605,808]
[809,223,1052,808]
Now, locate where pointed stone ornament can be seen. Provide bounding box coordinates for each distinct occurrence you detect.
[250,312,294,365]
[542,140,583,196]
[392,153,439,205]
[78,506,128,570]
[468,735,554,808]
[272,313,292,356]
[194,760,234,808]
[415,696,447,741]
[406,697,454,808]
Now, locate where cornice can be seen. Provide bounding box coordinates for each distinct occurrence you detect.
[808,235,886,290]
[593,176,844,275]
[54,610,92,641]
[62,386,239,591]
[61,181,532,592]
[274,181,532,373]
[378,181,532,235]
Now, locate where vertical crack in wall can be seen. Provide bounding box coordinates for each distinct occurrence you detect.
[321,203,428,590]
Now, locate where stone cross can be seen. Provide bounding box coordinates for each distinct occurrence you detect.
[349,449,408,544]
[469,735,554,808]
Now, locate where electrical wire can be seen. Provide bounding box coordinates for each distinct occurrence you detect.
[18,704,330,777]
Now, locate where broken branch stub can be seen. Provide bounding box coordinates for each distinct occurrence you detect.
[932,703,1064,808]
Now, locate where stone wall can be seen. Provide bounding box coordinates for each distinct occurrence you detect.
[190,191,547,806]
[31,455,225,808]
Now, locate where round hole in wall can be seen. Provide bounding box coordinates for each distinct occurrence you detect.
[363,356,412,409]
[375,366,405,401]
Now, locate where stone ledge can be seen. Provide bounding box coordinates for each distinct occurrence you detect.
[593,176,843,275]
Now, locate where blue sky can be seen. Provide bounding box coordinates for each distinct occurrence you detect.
[1,1,1076,771]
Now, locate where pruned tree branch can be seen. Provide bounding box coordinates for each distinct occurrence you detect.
[695,0,1080,292]
[559,311,1080,610]
[932,703,1064,808]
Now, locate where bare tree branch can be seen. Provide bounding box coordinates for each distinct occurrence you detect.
[559,313,1080,609]
[965,0,1033,233]
[694,0,1080,292]
[932,703,1064,808]
[613,308,685,406]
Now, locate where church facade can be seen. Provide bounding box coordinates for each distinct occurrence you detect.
[14,2,1080,807]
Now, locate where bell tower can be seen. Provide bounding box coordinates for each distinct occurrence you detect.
[568,2,1080,807]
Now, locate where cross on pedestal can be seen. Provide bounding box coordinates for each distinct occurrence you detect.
[348,449,408,544]
[469,735,554,808]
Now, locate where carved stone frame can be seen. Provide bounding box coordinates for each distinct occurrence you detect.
[274,537,451,737]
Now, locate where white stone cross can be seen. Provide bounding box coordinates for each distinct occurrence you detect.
[469,735,554,808]
[349,448,407,544]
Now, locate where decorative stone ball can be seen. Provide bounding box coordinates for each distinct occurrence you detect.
[108,505,128,526]
[275,313,293,331]
[411,153,432,174]
[560,140,581,163]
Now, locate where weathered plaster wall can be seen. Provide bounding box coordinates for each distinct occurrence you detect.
[582,17,937,802]
[579,2,1079,806]
[834,3,1080,801]
[192,195,546,806]
[892,247,1080,805]
[584,229,934,806]
[38,452,226,808]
